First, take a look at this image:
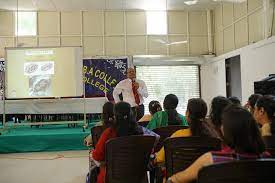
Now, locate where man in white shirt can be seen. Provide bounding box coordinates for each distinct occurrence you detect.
[113,67,148,121]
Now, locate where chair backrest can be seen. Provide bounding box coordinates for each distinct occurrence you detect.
[164,136,221,177]
[152,125,188,152]
[91,125,105,148]
[105,135,155,183]
[262,136,275,157]
[198,159,275,183]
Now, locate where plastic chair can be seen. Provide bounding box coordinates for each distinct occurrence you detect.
[164,136,221,177]
[105,135,156,183]
[262,136,275,157]
[198,159,275,183]
[153,125,188,152]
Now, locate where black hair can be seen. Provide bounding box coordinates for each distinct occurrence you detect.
[210,96,232,128]
[248,94,263,112]
[228,96,241,105]
[222,105,265,154]
[113,102,143,137]
[148,100,162,115]
[163,94,181,125]
[255,95,275,134]
[187,98,216,137]
[102,102,114,128]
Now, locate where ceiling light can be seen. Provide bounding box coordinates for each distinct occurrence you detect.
[184,0,198,5]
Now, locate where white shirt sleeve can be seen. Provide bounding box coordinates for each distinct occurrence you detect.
[137,80,148,98]
[113,81,123,103]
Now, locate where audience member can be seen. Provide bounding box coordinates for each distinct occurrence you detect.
[167,105,269,183]
[228,96,241,105]
[91,102,143,183]
[209,96,232,138]
[155,98,218,163]
[245,93,263,114]
[254,95,275,136]
[139,100,162,122]
[84,102,114,146]
[147,94,188,130]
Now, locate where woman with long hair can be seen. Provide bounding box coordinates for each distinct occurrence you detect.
[254,95,275,136]
[155,98,218,163]
[167,105,269,183]
[209,96,232,138]
[147,94,188,130]
[245,93,263,114]
[91,102,143,183]
[84,102,115,146]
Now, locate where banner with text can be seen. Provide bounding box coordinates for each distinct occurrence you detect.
[83,58,128,100]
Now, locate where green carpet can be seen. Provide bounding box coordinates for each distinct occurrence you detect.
[0,123,92,153]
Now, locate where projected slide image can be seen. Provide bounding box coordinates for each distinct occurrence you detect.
[29,75,51,97]
[24,62,54,76]
[6,47,83,98]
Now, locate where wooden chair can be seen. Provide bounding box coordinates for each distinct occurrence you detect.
[198,159,275,183]
[153,125,188,152]
[91,125,105,148]
[164,136,221,177]
[262,136,275,157]
[105,135,156,183]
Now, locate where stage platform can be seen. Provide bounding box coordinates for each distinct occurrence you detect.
[0,123,92,154]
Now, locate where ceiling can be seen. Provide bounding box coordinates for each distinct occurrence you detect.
[0,0,232,11]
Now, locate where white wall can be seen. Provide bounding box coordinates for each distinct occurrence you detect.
[201,36,275,105]
[241,37,275,102]
[200,57,226,107]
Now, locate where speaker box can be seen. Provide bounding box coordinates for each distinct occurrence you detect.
[254,74,275,95]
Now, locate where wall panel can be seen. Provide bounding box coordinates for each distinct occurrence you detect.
[38,12,59,35]
[83,11,103,35]
[61,12,81,35]
[0,12,14,36]
[126,12,146,35]
[168,11,188,34]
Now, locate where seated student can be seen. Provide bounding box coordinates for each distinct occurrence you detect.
[253,95,275,136]
[139,100,162,122]
[245,93,263,114]
[91,101,158,183]
[84,101,114,146]
[209,96,232,139]
[155,98,218,163]
[147,94,188,130]
[228,96,241,106]
[167,105,270,183]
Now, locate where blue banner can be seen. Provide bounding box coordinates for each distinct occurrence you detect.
[83,58,128,100]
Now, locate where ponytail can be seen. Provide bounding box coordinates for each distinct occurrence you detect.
[189,116,204,136]
[167,109,181,125]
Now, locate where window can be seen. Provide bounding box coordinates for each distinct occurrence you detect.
[15,12,37,36]
[146,11,167,35]
[136,66,200,114]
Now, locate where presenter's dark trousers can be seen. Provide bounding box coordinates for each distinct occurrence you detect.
[131,104,144,121]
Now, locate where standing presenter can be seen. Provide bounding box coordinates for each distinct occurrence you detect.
[113,68,148,121]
